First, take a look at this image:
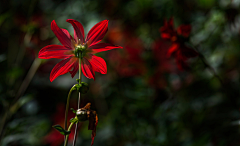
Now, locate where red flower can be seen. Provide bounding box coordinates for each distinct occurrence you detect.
[160,18,198,70]
[39,19,122,81]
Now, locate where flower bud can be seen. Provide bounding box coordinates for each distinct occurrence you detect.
[76,109,88,121]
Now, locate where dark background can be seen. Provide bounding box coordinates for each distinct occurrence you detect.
[1,0,240,145]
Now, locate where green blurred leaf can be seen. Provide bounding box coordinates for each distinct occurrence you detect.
[52,125,70,135]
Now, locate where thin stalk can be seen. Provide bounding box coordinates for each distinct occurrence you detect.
[72,58,81,146]
[64,85,78,131]
[0,58,41,142]
[15,58,42,104]
[191,44,223,86]
[79,58,81,88]
[198,53,223,85]
[63,122,75,146]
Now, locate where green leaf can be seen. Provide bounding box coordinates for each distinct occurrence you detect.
[52,125,71,135]
[70,117,78,124]
[70,108,76,113]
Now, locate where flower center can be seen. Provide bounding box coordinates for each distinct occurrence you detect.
[74,44,88,58]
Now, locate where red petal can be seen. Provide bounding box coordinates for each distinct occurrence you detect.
[66,19,85,45]
[39,45,73,59]
[51,20,73,49]
[167,43,179,57]
[89,55,107,74]
[61,28,76,49]
[88,43,123,53]
[81,57,95,79]
[86,20,108,46]
[69,61,79,78]
[177,25,191,37]
[161,33,172,39]
[160,18,175,40]
[50,57,76,82]
[61,28,72,40]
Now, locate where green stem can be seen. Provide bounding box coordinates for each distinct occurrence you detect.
[79,58,81,87]
[64,84,78,131]
[64,84,77,143]
[72,58,81,146]
[64,122,75,146]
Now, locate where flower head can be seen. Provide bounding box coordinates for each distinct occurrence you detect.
[39,19,122,81]
[160,18,198,70]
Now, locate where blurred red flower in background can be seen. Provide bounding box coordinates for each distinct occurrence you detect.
[107,24,146,77]
[149,39,174,88]
[38,19,122,81]
[160,18,198,70]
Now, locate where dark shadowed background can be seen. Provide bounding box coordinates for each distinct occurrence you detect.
[1,0,240,145]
